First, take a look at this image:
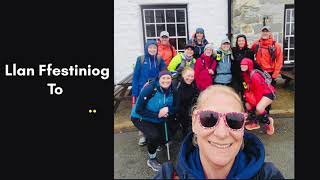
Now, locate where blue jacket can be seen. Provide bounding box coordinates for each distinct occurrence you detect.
[214,49,232,84]
[131,80,176,124]
[153,132,284,179]
[132,40,167,97]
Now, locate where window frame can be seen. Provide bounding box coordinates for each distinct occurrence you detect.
[283,4,295,65]
[140,4,189,53]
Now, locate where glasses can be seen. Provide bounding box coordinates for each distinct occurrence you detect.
[195,110,247,131]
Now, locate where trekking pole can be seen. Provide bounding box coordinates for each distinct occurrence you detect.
[164,121,171,161]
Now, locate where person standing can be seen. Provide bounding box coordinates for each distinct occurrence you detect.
[157,31,177,66]
[172,67,199,138]
[214,38,233,87]
[194,43,217,91]
[188,28,209,59]
[132,40,167,146]
[167,43,196,78]
[231,34,255,97]
[251,26,283,87]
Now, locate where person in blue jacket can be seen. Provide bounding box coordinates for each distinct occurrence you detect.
[131,70,178,172]
[132,40,167,146]
[153,85,284,179]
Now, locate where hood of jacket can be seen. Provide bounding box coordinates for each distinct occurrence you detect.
[144,40,158,59]
[175,132,265,179]
[241,58,254,80]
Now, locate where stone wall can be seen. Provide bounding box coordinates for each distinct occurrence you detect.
[232,0,294,47]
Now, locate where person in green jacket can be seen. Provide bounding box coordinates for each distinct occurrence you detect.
[168,44,196,78]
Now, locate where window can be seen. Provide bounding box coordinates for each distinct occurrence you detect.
[283,4,294,65]
[141,5,188,53]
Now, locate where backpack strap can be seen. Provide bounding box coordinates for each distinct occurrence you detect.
[145,80,158,100]
[157,55,161,66]
[170,45,175,58]
[176,81,181,91]
[141,55,162,70]
[140,55,145,65]
[140,55,161,66]
[254,40,260,54]
[269,40,277,62]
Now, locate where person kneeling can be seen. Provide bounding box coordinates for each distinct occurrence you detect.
[130,70,178,172]
[240,58,276,135]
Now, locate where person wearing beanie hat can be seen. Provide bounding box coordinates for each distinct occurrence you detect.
[194,43,217,91]
[168,43,196,78]
[213,38,234,87]
[204,43,217,57]
[132,39,167,147]
[131,66,178,172]
[158,69,172,78]
[196,27,205,34]
[157,31,177,66]
[188,27,209,59]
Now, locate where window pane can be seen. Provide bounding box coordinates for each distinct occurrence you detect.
[170,38,177,49]
[291,9,294,22]
[291,23,294,35]
[283,49,288,61]
[286,9,290,22]
[146,38,157,43]
[166,10,175,22]
[156,24,166,37]
[155,10,165,23]
[167,24,176,36]
[286,24,290,35]
[146,24,156,37]
[289,50,295,61]
[283,37,288,48]
[177,24,186,36]
[290,37,295,48]
[176,10,185,22]
[145,10,154,23]
[178,38,186,50]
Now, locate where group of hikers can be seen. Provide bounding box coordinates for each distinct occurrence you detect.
[129,25,284,178]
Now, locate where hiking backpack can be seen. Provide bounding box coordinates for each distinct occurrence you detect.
[250,69,276,99]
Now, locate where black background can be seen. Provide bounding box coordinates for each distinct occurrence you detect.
[0,2,113,179]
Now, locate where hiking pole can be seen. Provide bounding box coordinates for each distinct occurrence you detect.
[164,121,171,161]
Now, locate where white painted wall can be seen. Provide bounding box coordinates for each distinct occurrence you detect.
[114,0,228,83]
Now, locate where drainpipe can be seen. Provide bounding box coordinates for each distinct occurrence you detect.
[226,0,233,44]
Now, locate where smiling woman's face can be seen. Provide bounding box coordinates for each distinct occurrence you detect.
[192,86,244,168]
[159,74,172,89]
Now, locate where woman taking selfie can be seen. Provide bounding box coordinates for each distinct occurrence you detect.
[154,85,284,179]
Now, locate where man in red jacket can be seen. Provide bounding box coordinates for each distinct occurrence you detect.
[240,58,276,135]
[251,26,283,86]
[157,31,177,66]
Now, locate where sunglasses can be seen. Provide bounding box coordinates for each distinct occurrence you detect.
[195,110,247,131]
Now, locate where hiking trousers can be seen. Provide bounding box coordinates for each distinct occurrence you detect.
[131,118,178,154]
